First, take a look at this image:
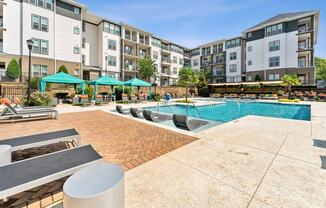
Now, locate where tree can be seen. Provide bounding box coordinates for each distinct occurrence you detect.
[178,67,198,101]
[316,57,326,80]
[281,74,302,99]
[137,56,157,82]
[58,65,68,74]
[196,69,209,97]
[6,59,21,79]
[254,74,261,81]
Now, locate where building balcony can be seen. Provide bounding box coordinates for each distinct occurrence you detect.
[124,50,137,57]
[201,61,212,67]
[298,61,313,68]
[297,26,313,35]
[297,43,313,51]
[161,58,171,64]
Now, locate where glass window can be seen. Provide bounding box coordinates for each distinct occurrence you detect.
[248,60,252,66]
[32,15,40,30]
[73,26,80,34]
[226,38,241,49]
[41,40,48,54]
[173,67,177,74]
[74,46,80,54]
[41,65,48,77]
[269,40,280,52]
[266,24,283,37]
[29,0,36,5]
[268,74,274,80]
[248,46,252,52]
[230,52,237,60]
[73,7,80,15]
[74,69,80,76]
[82,37,86,48]
[108,39,116,50]
[153,51,158,59]
[229,64,237,73]
[32,38,40,53]
[103,22,120,35]
[82,54,85,64]
[269,56,280,67]
[247,32,252,38]
[32,65,40,77]
[38,0,44,7]
[46,0,53,10]
[173,56,177,64]
[179,58,183,65]
[275,74,280,80]
[41,17,48,31]
[108,56,116,66]
[82,22,86,32]
[247,76,252,81]
[193,59,199,66]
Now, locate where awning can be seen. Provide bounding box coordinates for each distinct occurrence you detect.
[88,76,124,97]
[123,78,152,95]
[40,72,85,94]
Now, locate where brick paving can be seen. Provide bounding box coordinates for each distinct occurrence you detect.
[0,110,197,208]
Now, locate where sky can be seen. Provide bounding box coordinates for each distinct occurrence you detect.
[79,0,325,58]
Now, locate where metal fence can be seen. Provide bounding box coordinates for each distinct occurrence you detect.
[0,83,27,98]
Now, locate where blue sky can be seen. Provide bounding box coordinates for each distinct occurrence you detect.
[79,0,325,58]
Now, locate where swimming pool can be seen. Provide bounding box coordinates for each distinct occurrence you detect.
[145,101,311,122]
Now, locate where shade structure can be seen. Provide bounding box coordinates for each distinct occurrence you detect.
[88,76,124,97]
[123,78,152,98]
[40,72,85,94]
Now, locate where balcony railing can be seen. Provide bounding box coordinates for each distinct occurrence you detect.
[161,45,170,51]
[161,58,171,63]
[124,50,136,56]
[298,26,312,33]
[298,61,312,68]
[298,43,312,50]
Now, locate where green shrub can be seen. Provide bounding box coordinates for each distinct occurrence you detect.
[30,77,39,90]
[115,86,131,100]
[254,74,261,82]
[58,65,68,74]
[152,93,161,101]
[22,92,52,106]
[6,59,21,79]
[85,86,94,100]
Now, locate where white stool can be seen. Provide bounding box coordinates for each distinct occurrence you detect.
[63,163,124,208]
[0,145,11,166]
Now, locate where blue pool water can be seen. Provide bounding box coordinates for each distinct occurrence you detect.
[145,101,311,122]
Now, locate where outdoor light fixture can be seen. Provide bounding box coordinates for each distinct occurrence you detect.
[26,39,34,104]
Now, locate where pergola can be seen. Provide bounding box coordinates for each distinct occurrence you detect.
[88,76,124,97]
[123,78,152,95]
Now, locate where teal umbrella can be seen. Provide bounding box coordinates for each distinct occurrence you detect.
[123,78,152,99]
[40,72,85,94]
[88,76,124,98]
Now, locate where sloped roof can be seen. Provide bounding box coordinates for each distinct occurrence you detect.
[243,10,319,33]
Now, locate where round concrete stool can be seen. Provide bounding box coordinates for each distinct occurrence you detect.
[63,163,124,208]
[0,145,12,166]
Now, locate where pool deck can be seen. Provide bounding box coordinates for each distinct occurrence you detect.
[0,100,326,207]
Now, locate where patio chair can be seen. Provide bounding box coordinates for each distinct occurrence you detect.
[116,105,129,114]
[121,94,129,103]
[130,95,138,103]
[0,129,80,152]
[0,145,103,199]
[142,110,172,122]
[0,98,58,122]
[318,93,326,102]
[172,114,209,131]
[130,108,143,119]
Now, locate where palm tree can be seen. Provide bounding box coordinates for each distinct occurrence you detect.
[137,56,157,82]
[281,74,302,99]
[178,67,198,101]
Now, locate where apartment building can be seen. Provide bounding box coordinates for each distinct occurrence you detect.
[243,11,319,84]
[0,1,320,86]
[0,0,83,81]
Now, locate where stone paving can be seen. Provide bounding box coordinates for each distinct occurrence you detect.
[0,110,197,208]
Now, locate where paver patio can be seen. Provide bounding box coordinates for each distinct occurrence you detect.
[0,110,197,208]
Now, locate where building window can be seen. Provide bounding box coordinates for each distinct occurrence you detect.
[230,78,237,82]
[269,56,280,67]
[29,0,36,5]
[173,67,177,74]
[248,46,252,52]
[82,22,86,32]
[226,38,241,49]
[191,49,200,56]
[153,51,158,60]
[108,39,116,50]
[108,56,116,66]
[74,46,80,54]
[173,56,177,64]
[248,60,252,66]
[151,38,161,47]
[29,0,53,10]
[45,0,52,10]
[82,37,86,48]
[229,52,237,60]
[269,40,280,52]
[32,38,48,55]
[73,7,80,15]
[32,15,48,32]
[247,32,252,38]
[82,54,85,65]
[0,62,6,77]
[193,59,199,66]
[179,58,183,65]
[266,23,283,37]
[74,69,80,76]
[247,76,252,81]
[32,64,48,77]
[73,26,80,34]
[103,22,121,36]
[229,64,237,73]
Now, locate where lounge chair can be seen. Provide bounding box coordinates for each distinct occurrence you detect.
[262,94,278,100]
[0,99,58,122]
[142,110,172,122]
[242,94,257,100]
[0,145,103,199]
[116,105,129,114]
[172,114,209,131]
[0,129,80,152]
[130,108,143,119]
[79,95,91,106]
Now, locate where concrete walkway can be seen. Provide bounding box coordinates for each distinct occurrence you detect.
[125,102,326,208]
